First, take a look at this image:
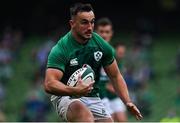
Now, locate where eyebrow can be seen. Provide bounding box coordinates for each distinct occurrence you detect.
[81,18,95,22]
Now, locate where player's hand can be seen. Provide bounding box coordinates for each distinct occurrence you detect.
[74,75,94,97]
[126,102,143,120]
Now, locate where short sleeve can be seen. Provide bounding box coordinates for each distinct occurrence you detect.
[47,45,66,72]
[93,33,115,67]
[102,41,115,67]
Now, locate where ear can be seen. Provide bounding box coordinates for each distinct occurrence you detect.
[69,19,74,28]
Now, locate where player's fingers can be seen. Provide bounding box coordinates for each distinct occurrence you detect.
[136,113,143,120]
[88,81,95,87]
[82,64,87,68]
[137,113,143,120]
[78,74,82,80]
[84,82,94,93]
[88,87,94,93]
[135,115,139,120]
[133,106,140,114]
[77,74,82,83]
[89,86,94,90]
[127,103,142,120]
[83,82,94,91]
[82,87,93,96]
[87,87,93,92]
[135,115,141,120]
[133,107,143,120]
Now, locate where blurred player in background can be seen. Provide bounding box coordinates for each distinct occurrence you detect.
[96,18,127,122]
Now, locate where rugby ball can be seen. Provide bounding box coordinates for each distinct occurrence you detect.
[67,64,95,87]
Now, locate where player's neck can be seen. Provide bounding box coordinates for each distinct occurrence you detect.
[71,30,88,44]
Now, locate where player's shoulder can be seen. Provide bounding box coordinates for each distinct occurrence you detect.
[92,32,104,42]
[57,32,70,46]
[92,32,114,50]
[49,32,70,55]
[51,32,71,52]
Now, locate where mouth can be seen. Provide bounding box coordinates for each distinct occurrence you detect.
[85,32,92,36]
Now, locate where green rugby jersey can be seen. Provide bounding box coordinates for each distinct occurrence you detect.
[47,31,114,97]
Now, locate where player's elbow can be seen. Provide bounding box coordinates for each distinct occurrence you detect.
[44,80,52,94]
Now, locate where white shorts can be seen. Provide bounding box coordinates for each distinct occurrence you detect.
[101,98,113,114]
[109,98,126,113]
[51,95,111,121]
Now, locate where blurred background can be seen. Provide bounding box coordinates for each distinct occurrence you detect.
[0,0,180,121]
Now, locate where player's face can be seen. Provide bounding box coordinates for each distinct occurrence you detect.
[96,25,113,42]
[116,46,126,59]
[70,11,95,40]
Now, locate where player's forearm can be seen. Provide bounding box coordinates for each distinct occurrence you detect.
[111,74,132,104]
[44,79,77,96]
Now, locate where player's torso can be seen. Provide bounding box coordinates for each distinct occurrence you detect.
[59,32,105,89]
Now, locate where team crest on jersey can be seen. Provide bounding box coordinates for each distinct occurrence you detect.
[70,58,78,66]
[94,51,103,61]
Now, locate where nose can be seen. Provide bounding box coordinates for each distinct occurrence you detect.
[87,22,93,30]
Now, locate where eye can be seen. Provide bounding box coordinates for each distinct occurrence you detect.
[91,19,95,24]
[81,20,89,25]
[106,30,110,34]
[100,30,104,33]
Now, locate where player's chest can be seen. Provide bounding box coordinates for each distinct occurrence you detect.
[65,46,103,73]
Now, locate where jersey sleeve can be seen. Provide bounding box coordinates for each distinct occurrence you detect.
[47,45,66,72]
[102,41,115,67]
[93,33,115,67]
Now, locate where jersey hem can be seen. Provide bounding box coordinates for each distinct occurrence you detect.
[47,67,65,73]
[103,58,115,67]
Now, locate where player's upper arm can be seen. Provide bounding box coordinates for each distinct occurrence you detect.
[45,68,63,82]
[45,44,67,91]
[44,68,64,93]
[104,59,119,80]
[47,44,67,72]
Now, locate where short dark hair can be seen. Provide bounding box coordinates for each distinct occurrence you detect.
[115,42,126,49]
[70,3,94,18]
[96,18,112,27]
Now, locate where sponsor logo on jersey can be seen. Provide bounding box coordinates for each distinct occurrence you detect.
[70,58,78,66]
[94,51,103,61]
